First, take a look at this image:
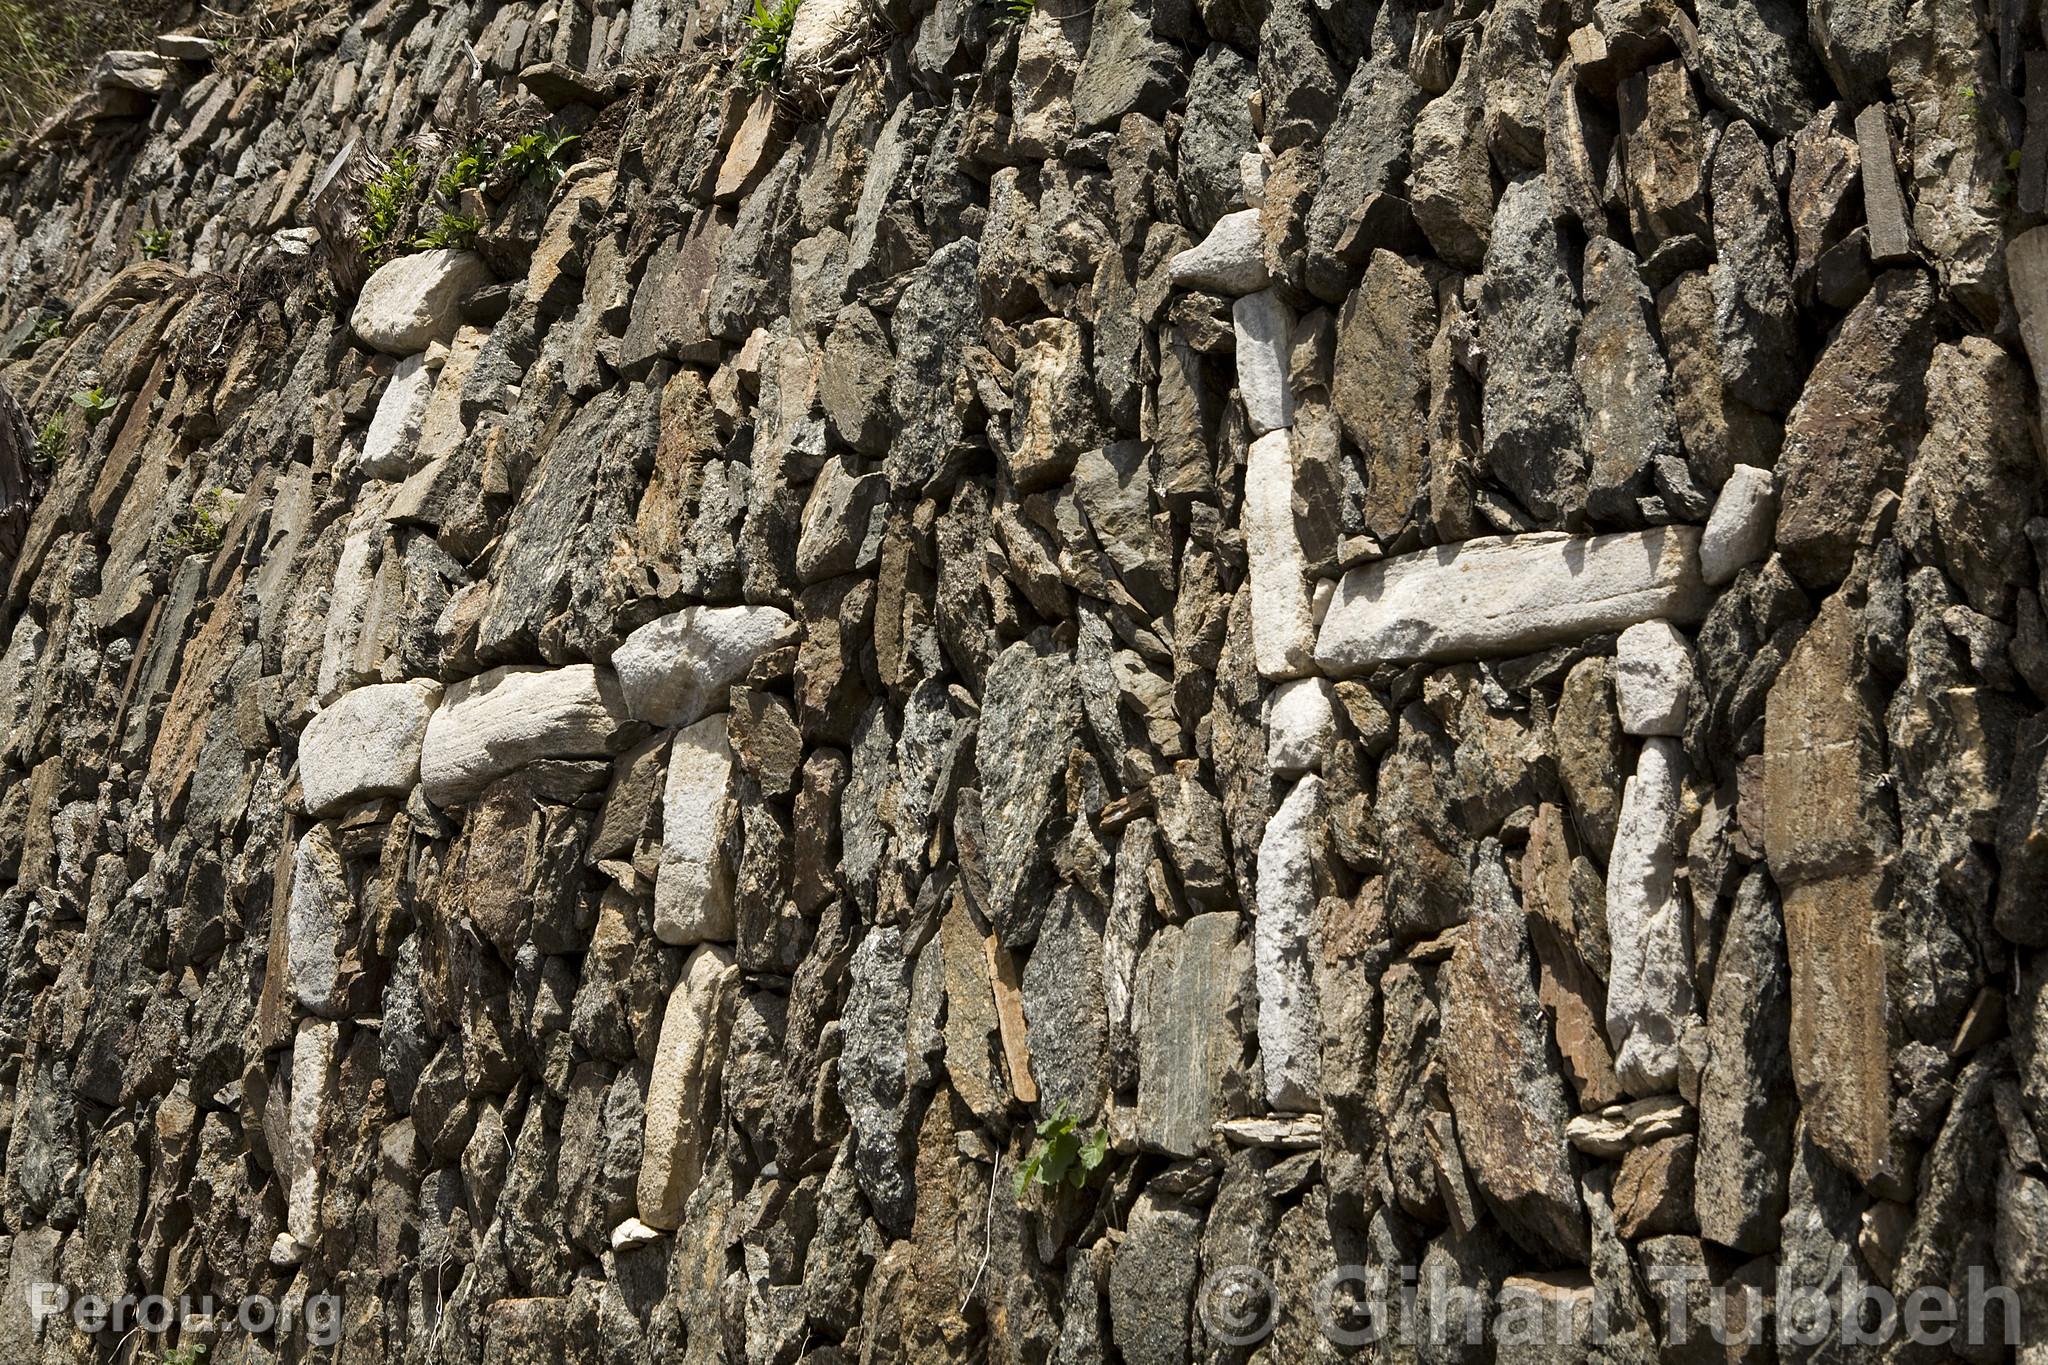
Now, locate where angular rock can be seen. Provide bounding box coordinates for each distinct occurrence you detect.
[1698,464,1776,586]
[1576,235,1690,523]
[1265,676,1334,777]
[1135,913,1252,1157]
[361,352,436,479]
[1613,621,1694,737]
[1256,775,1324,1112]
[977,638,1081,945]
[420,665,630,806]
[637,945,738,1229]
[351,250,495,355]
[1168,209,1271,295]
[1617,62,1710,253]
[1245,430,1317,679]
[1333,249,1436,544]
[1232,288,1295,435]
[1315,527,1709,673]
[1481,176,1587,524]
[1691,0,1822,136]
[1709,119,1800,415]
[653,716,737,947]
[612,604,797,729]
[1604,736,1698,1095]
[299,679,442,817]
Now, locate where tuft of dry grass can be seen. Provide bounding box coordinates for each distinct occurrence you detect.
[0,0,202,147]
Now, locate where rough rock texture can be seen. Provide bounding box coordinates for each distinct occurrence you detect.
[0,0,2041,1358]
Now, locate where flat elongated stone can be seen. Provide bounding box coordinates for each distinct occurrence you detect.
[1256,775,1323,1112]
[1699,464,1775,585]
[1314,528,1709,674]
[1604,737,1698,1095]
[1232,288,1295,435]
[419,664,629,806]
[299,679,441,816]
[1135,913,1250,1156]
[1168,209,1271,294]
[612,604,797,729]
[360,353,434,478]
[636,944,738,1229]
[653,717,737,946]
[1246,430,1317,679]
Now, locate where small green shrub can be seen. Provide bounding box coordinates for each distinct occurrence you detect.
[162,1343,210,1365]
[736,0,801,89]
[137,227,172,259]
[986,0,1035,27]
[439,141,493,198]
[165,486,232,556]
[30,414,63,471]
[497,128,579,189]
[1013,1110,1109,1197]
[415,211,481,250]
[70,385,119,425]
[257,55,293,88]
[358,146,425,264]
[29,315,61,342]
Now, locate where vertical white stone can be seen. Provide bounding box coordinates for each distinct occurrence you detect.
[1264,676,1335,776]
[1604,737,1698,1094]
[653,716,737,945]
[1233,288,1295,436]
[1255,774,1324,1112]
[1245,430,1316,680]
[637,944,739,1229]
[1699,464,1777,586]
[287,1019,338,1245]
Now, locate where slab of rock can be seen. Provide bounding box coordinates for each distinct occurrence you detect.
[1773,269,1938,586]
[287,826,352,1018]
[1693,869,1796,1253]
[1577,235,1690,523]
[1021,887,1109,1121]
[360,352,435,479]
[299,679,442,816]
[653,717,737,946]
[1617,61,1710,252]
[1555,657,1624,857]
[286,1019,337,1245]
[1698,464,1775,585]
[1709,120,1800,414]
[1135,913,1252,1157]
[1245,430,1317,679]
[1480,176,1588,522]
[1315,527,1709,674]
[1604,736,1698,1095]
[839,926,916,1234]
[1614,621,1694,737]
[1232,288,1295,435]
[1256,776,1325,1113]
[978,638,1081,945]
[1690,0,1821,137]
[1334,250,1437,542]
[612,604,797,729]
[1613,1134,1697,1239]
[1763,588,1898,1185]
[1443,842,1590,1262]
[1168,209,1270,294]
[350,250,494,355]
[1523,804,1623,1108]
[2010,226,2048,412]
[1265,676,1334,777]
[420,665,630,806]
[637,944,738,1229]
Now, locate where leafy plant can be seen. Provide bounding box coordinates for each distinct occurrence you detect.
[358,146,424,263]
[71,385,119,425]
[257,54,293,88]
[497,128,580,189]
[415,211,481,250]
[439,140,493,198]
[736,0,801,89]
[164,486,232,556]
[30,414,63,471]
[162,1343,209,1365]
[986,0,1035,27]
[137,227,173,259]
[29,314,61,342]
[1013,1110,1109,1197]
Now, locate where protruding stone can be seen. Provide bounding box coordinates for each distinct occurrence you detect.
[1613,622,1694,737]
[1698,464,1775,585]
[1232,288,1294,434]
[1136,913,1251,1157]
[612,604,797,729]
[287,1019,338,1245]
[653,717,737,947]
[1256,776,1324,1113]
[1604,736,1698,1095]
[360,352,435,478]
[350,250,495,355]
[419,665,630,806]
[1315,528,1709,674]
[636,944,739,1229]
[1265,677,1334,777]
[298,679,441,816]
[1245,430,1316,679]
[1168,209,1271,294]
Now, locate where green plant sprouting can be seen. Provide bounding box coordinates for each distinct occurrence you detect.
[164,486,232,556]
[71,385,119,425]
[162,1343,210,1365]
[30,414,63,471]
[736,0,801,89]
[439,140,493,197]
[986,0,1035,27]
[29,314,61,342]
[137,226,173,258]
[497,128,579,188]
[415,211,481,250]
[1012,1110,1109,1197]
[257,54,293,88]
[357,146,425,263]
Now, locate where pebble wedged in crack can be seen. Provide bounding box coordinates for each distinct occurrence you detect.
[0,0,2044,1356]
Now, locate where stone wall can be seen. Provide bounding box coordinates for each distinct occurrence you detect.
[0,0,2045,1357]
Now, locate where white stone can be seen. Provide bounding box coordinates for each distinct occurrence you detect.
[156,32,220,61]
[350,249,493,355]
[419,664,628,806]
[1168,209,1271,295]
[315,491,395,703]
[1314,527,1711,675]
[637,943,739,1229]
[610,1217,662,1251]
[1255,775,1324,1112]
[287,1019,337,1245]
[1245,430,1316,680]
[1613,622,1694,737]
[299,679,442,816]
[1264,677,1334,777]
[1311,576,1336,627]
[269,1233,306,1267]
[1233,288,1295,435]
[416,326,489,465]
[1604,737,1699,1096]
[360,353,435,478]
[1699,463,1776,586]
[653,717,737,946]
[287,825,352,1017]
[1239,151,1269,207]
[784,0,873,72]
[612,603,798,728]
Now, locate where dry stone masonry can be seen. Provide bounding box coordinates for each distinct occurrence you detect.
[0,0,2046,1357]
